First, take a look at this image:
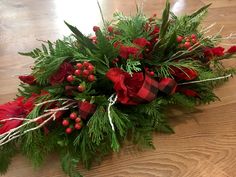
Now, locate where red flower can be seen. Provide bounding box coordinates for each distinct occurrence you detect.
[171,67,198,81]
[0,95,37,134]
[227,46,236,53]
[119,45,140,59]
[50,62,75,85]
[106,68,143,105]
[19,75,36,85]
[204,47,225,58]
[133,38,150,48]
[106,68,159,105]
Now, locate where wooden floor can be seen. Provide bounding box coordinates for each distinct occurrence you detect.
[1,0,236,176]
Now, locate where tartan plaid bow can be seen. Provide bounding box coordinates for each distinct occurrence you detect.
[78,101,97,120]
[158,78,177,95]
[130,75,177,104]
[130,73,159,104]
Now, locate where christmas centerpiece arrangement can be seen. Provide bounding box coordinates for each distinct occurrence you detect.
[1,1,236,176]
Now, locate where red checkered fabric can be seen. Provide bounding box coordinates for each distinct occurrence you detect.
[78,101,97,120]
[158,78,177,95]
[130,73,159,104]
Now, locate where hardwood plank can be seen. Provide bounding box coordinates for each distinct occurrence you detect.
[1,0,236,177]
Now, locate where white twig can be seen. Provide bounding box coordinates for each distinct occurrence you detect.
[35,98,70,106]
[0,117,32,122]
[0,100,77,146]
[200,23,216,34]
[107,94,118,131]
[178,74,232,86]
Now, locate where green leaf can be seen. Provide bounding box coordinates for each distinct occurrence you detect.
[64,21,97,51]
[159,0,170,39]
[189,3,211,19]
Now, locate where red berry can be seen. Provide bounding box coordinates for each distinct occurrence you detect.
[148,17,154,22]
[82,69,90,77]
[191,38,197,44]
[153,13,157,17]
[191,34,197,39]
[74,69,81,76]
[108,26,113,33]
[114,58,119,62]
[66,75,74,82]
[184,42,191,49]
[93,26,100,32]
[88,75,95,82]
[176,36,183,43]
[62,119,69,127]
[76,63,83,69]
[74,123,82,130]
[75,118,81,123]
[83,61,90,68]
[78,85,85,92]
[145,48,150,52]
[70,112,77,120]
[87,65,94,72]
[149,71,155,76]
[65,127,73,134]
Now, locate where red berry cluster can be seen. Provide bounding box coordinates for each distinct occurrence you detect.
[177,34,199,50]
[66,61,96,93]
[62,112,83,134]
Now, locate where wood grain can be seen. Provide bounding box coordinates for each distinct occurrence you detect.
[1,0,236,177]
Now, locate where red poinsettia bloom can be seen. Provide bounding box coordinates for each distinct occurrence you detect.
[50,62,75,85]
[106,68,146,105]
[204,47,225,58]
[226,46,236,53]
[133,38,150,48]
[171,67,198,81]
[0,94,37,134]
[19,75,36,85]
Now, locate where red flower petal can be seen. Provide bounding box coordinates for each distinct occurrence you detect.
[227,46,236,53]
[50,62,75,85]
[133,38,150,48]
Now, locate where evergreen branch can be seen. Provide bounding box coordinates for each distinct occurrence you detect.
[60,151,82,177]
[0,143,17,175]
[123,59,141,75]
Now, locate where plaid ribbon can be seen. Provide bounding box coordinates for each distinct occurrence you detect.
[130,74,159,104]
[78,101,97,120]
[158,78,177,95]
